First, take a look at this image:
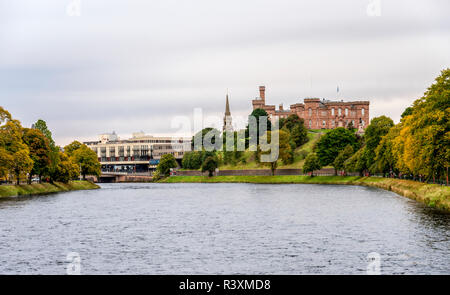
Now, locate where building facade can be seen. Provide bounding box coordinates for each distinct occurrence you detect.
[84,132,191,173]
[252,86,370,130]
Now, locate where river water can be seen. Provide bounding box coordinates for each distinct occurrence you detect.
[0,183,449,274]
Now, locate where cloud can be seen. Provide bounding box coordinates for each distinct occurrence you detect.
[1,0,449,145]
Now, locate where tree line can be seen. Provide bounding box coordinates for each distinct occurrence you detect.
[0,108,101,185]
[170,69,448,182]
[304,68,449,183]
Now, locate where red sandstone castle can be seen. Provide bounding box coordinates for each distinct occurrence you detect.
[252,86,369,130]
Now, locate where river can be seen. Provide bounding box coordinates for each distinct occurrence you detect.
[0,183,449,274]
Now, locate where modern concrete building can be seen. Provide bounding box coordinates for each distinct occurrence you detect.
[84,133,191,173]
[252,86,370,130]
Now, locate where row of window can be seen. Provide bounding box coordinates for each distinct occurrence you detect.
[308,107,365,117]
[308,119,365,128]
[92,144,185,155]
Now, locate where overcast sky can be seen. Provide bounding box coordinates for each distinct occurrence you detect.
[1,0,449,145]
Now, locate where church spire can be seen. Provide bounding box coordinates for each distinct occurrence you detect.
[223,92,233,132]
[225,93,231,116]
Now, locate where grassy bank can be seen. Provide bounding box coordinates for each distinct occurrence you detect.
[0,180,100,198]
[160,175,450,212]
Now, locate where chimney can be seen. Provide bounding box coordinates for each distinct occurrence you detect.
[259,86,265,101]
[279,104,283,111]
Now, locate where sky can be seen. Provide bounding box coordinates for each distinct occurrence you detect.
[1,0,449,145]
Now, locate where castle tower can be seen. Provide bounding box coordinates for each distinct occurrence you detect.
[223,93,233,133]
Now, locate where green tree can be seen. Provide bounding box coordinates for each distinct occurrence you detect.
[280,114,308,148]
[316,127,359,166]
[69,144,101,180]
[363,116,394,172]
[182,151,202,169]
[22,128,51,183]
[202,156,218,177]
[157,154,178,176]
[192,128,221,151]
[64,140,83,156]
[333,145,354,175]
[303,153,322,176]
[33,119,55,148]
[246,108,272,146]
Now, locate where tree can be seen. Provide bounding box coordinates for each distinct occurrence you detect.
[316,127,359,166]
[70,144,101,180]
[333,145,354,175]
[22,128,51,183]
[33,119,55,148]
[53,152,80,183]
[390,68,449,182]
[258,130,293,175]
[11,149,34,185]
[182,151,202,169]
[373,124,401,176]
[363,116,394,172]
[0,109,34,184]
[280,114,308,148]
[64,140,83,157]
[156,154,178,176]
[192,128,221,151]
[246,108,272,146]
[202,156,218,177]
[303,153,322,176]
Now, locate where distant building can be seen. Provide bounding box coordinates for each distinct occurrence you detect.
[252,86,370,130]
[84,133,191,173]
[223,93,233,133]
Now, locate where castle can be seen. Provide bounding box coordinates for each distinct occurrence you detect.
[252,86,369,130]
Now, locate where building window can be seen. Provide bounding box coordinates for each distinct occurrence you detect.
[322,120,326,127]
[345,108,348,116]
[338,108,342,116]
[331,108,335,116]
[308,108,312,117]
[362,108,365,116]
[362,120,365,127]
[309,120,312,128]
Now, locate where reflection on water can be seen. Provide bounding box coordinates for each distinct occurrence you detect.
[0,183,449,274]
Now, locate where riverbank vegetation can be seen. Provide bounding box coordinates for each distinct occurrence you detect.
[0,107,101,185]
[0,180,99,198]
[160,175,450,211]
[176,69,449,185]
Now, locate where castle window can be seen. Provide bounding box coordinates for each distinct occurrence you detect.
[308,108,312,116]
[331,108,335,116]
[309,120,312,128]
[345,108,348,116]
[362,120,365,126]
[362,108,365,116]
[322,120,326,127]
[338,108,342,116]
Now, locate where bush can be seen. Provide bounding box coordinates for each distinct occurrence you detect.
[202,156,218,177]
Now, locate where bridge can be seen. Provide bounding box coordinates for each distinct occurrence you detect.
[90,172,154,183]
